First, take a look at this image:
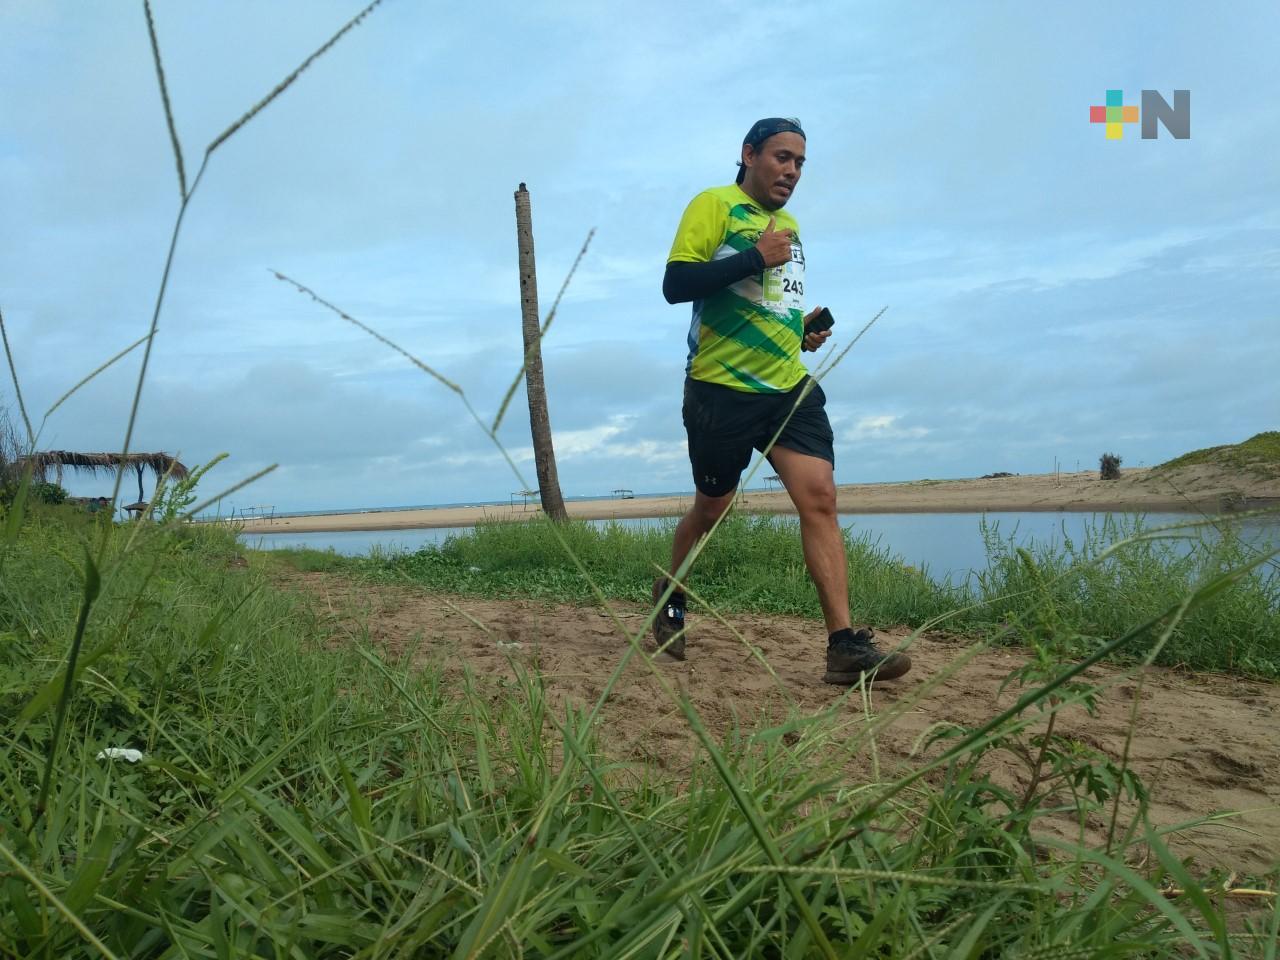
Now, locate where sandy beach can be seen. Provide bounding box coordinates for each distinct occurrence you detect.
[233,465,1280,535]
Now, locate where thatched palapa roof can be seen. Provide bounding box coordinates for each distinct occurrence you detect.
[21,451,189,481]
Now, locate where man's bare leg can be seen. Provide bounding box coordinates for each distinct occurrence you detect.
[769,444,912,682]
[669,489,737,579]
[767,445,849,633]
[651,489,735,659]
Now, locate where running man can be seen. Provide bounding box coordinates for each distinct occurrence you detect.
[653,117,911,685]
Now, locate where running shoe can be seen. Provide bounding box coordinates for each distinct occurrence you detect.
[651,577,687,661]
[823,627,911,684]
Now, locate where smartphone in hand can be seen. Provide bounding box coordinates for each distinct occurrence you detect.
[804,307,835,337]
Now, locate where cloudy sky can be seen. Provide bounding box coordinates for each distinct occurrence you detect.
[2,1,1277,513]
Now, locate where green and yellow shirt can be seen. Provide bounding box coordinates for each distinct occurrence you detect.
[668,184,808,394]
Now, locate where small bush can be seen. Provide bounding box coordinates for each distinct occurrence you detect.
[1099,452,1123,480]
[31,481,68,504]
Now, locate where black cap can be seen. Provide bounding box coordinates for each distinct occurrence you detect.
[743,117,805,149]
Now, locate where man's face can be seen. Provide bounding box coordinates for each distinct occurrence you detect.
[741,132,806,209]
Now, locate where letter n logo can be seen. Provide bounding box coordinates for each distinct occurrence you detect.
[1141,90,1191,139]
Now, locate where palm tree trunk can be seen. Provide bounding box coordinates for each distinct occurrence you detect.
[513,183,568,523]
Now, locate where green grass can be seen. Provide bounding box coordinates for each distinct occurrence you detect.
[3,502,1278,956]
[975,514,1280,676]
[325,512,1280,679]
[1157,430,1280,480]
[355,514,965,627]
[264,544,354,573]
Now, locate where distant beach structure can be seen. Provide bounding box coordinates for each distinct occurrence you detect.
[510,489,540,510]
[19,450,188,513]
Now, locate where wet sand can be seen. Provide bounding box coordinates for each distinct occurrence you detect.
[232,466,1279,535]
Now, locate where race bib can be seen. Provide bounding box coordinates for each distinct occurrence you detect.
[761,242,805,315]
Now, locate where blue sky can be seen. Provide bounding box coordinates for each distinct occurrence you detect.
[2,1,1277,512]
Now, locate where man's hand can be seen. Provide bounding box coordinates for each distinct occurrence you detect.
[801,305,831,352]
[754,216,794,268]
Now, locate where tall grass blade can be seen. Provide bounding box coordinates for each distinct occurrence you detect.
[944,897,1004,958]
[0,838,122,960]
[271,271,462,395]
[106,169,201,525]
[1143,820,1231,953]
[33,547,101,820]
[491,226,595,433]
[1265,883,1280,960]
[111,0,382,523]
[62,820,117,914]
[181,462,278,520]
[1038,836,1213,958]
[1,305,35,447]
[810,304,886,382]
[2,463,35,549]
[42,332,151,423]
[205,0,385,157]
[142,0,187,198]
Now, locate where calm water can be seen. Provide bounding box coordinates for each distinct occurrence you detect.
[241,512,1280,584]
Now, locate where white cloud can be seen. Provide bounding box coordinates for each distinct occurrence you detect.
[832,413,931,442]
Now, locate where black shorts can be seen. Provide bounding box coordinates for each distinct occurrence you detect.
[682,376,834,497]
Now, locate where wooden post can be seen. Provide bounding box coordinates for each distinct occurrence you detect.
[514,183,568,522]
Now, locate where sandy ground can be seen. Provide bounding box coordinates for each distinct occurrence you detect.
[279,569,1280,876]
[236,465,1280,535]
